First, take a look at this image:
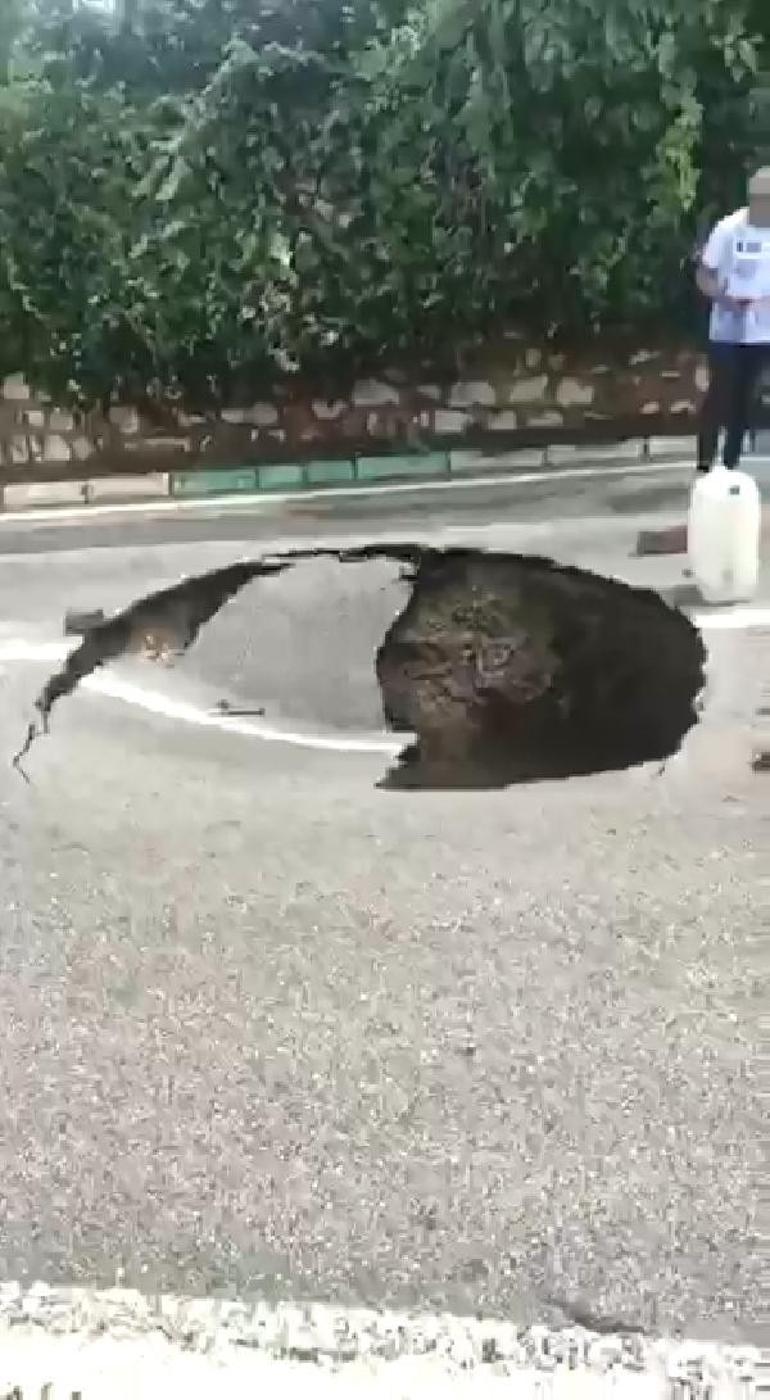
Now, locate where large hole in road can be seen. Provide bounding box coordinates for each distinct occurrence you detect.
[13,545,706,790]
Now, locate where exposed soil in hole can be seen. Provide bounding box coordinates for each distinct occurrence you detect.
[373,549,705,789]
[12,545,706,791]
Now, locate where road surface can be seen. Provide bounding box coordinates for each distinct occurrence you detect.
[0,463,766,1346]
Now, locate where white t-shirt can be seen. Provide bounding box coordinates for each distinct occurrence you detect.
[701,206,770,344]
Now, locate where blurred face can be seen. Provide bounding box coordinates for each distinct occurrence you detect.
[748,168,770,223]
[748,169,770,198]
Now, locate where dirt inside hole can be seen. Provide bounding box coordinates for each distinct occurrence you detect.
[13,545,706,791]
[374,548,706,790]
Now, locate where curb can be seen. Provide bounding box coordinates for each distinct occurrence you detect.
[0,1283,764,1399]
[0,439,695,515]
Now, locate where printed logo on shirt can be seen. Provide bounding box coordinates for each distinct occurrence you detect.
[734,238,770,257]
[706,210,770,343]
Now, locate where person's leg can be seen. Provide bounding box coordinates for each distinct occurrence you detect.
[696,343,731,472]
[755,346,770,454]
[723,344,765,468]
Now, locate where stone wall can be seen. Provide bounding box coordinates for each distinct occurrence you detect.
[0,341,711,485]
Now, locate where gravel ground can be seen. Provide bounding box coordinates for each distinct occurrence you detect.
[0,648,766,1340]
[0,481,766,1351]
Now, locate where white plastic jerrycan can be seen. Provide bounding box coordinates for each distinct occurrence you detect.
[687,461,761,605]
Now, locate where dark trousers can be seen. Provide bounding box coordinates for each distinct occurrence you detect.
[697,341,769,470]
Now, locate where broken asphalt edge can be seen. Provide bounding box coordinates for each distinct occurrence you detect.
[12,546,705,790]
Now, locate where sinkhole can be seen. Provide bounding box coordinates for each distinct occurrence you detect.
[15,545,706,791]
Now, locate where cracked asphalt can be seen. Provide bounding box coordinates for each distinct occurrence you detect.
[0,465,766,1344]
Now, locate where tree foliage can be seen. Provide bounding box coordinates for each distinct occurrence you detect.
[0,0,767,406]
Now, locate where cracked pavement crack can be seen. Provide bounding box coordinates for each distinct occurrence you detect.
[12,558,294,777]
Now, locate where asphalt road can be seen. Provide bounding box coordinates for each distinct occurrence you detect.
[0,465,766,1343]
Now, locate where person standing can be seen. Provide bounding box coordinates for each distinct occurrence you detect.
[695,167,770,472]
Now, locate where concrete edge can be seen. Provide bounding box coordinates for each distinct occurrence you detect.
[0,439,697,514]
[0,1283,764,1398]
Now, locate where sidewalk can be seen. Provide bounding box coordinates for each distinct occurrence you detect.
[0,436,698,515]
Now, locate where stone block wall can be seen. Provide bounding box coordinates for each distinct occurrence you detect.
[0,341,710,484]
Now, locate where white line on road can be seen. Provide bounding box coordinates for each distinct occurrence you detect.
[0,640,403,755]
[0,1283,761,1400]
[0,457,696,526]
[0,605,768,756]
[85,671,404,754]
[694,605,770,630]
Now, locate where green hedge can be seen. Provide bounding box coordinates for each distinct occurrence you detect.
[0,0,767,409]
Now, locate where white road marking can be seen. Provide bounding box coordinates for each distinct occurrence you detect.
[0,604,768,755]
[0,1282,761,1399]
[84,671,404,754]
[693,605,770,631]
[0,639,402,755]
[0,639,70,663]
[0,457,695,526]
